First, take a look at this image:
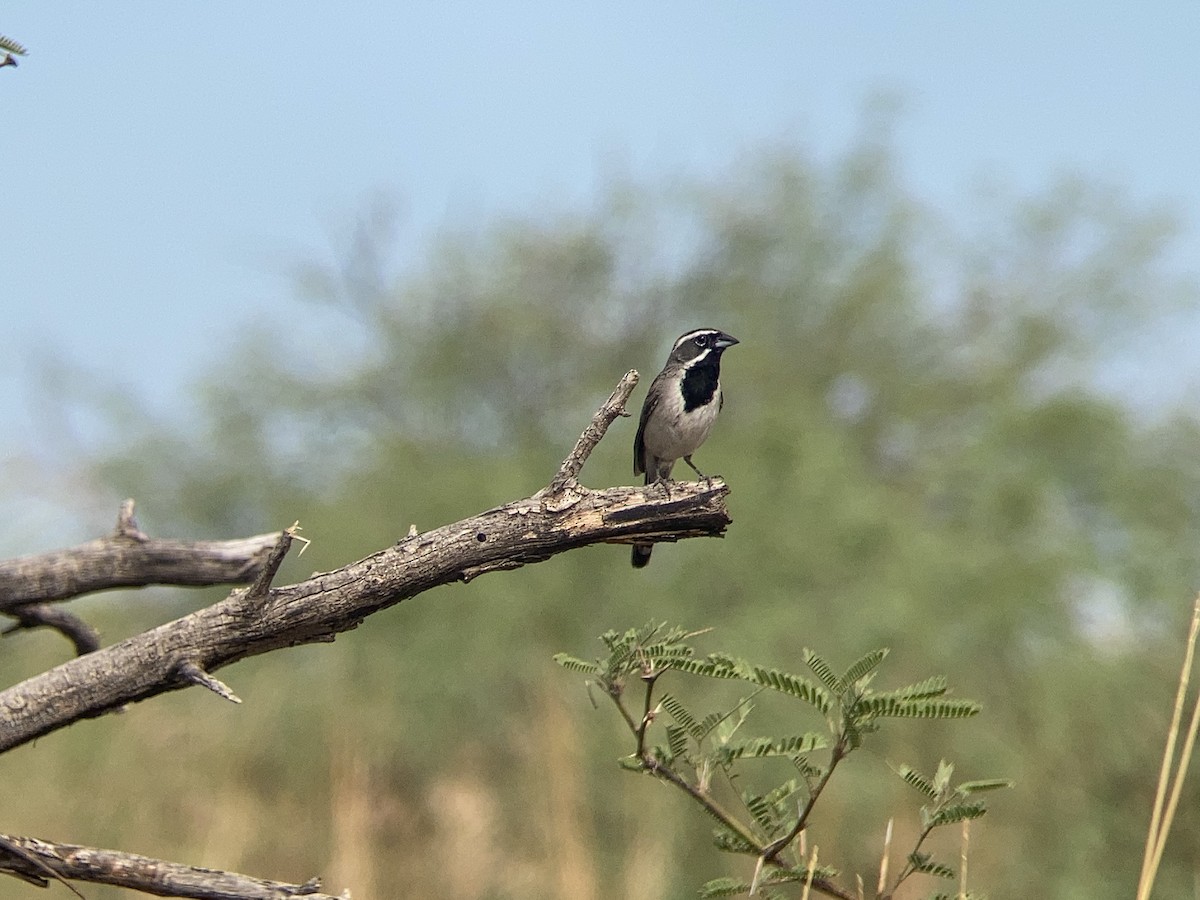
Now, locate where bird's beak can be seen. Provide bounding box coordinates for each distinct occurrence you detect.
[715,333,739,349]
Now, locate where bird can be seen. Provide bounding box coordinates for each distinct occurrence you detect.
[631,327,739,567]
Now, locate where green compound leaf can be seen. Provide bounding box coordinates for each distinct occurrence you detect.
[803,649,843,694]
[552,653,601,675]
[666,724,690,760]
[857,696,981,719]
[908,851,955,879]
[926,801,987,827]
[842,648,889,685]
[715,733,828,764]
[750,667,831,713]
[659,693,699,737]
[0,34,28,57]
[957,778,1014,794]
[894,763,937,799]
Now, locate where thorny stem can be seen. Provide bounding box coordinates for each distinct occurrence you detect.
[761,734,848,863]
[881,820,937,898]
[609,682,640,736]
[635,673,660,758]
[607,678,855,900]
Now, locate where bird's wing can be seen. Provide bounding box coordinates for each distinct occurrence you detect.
[633,385,660,476]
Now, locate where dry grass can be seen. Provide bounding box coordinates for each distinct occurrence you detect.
[1136,593,1200,900]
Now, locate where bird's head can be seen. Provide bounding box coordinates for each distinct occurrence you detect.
[667,328,740,365]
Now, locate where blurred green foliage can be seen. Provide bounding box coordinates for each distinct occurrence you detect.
[3,128,1200,899]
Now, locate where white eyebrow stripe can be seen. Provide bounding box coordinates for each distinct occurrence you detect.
[671,328,719,351]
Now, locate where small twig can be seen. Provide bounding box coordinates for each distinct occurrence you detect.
[287,521,311,556]
[176,661,242,704]
[541,369,639,495]
[611,691,641,737]
[3,603,100,656]
[115,498,150,541]
[240,529,294,608]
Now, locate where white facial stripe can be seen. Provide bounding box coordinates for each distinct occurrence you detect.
[671,329,720,352]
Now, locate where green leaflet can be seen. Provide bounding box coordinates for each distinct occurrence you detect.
[894,763,938,799]
[908,852,955,879]
[749,666,831,713]
[857,696,981,719]
[711,825,757,855]
[957,778,1015,793]
[659,693,699,736]
[803,648,843,694]
[552,653,600,675]
[665,723,690,760]
[887,674,949,700]
[699,877,750,898]
[841,647,889,685]
[0,34,28,56]
[926,801,987,827]
[715,733,827,764]
[743,791,775,831]
[670,656,744,679]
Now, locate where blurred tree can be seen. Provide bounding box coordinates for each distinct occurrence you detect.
[9,121,1200,899]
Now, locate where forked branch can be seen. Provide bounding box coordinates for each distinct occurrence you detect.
[0,372,730,753]
[0,498,282,610]
[0,372,734,899]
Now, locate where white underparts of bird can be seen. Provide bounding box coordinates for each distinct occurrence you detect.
[631,328,739,568]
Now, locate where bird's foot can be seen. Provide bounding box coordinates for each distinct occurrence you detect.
[651,475,676,498]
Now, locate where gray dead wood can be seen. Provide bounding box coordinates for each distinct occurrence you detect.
[0,370,733,898]
[0,498,280,609]
[0,833,339,899]
[0,371,731,755]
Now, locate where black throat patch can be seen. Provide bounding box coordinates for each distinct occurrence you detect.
[680,353,721,412]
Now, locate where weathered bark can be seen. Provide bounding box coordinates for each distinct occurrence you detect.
[0,371,734,898]
[0,834,339,899]
[0,479,729,753]
[0,498,280,610]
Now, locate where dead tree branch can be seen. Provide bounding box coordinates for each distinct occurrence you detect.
[0,371,731,754]
[1,603,101,655]
[0,370,734,899]
[0,833,339,900]
[0,498,281,610]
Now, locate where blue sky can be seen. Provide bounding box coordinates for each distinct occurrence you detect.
[3,3,1199,539]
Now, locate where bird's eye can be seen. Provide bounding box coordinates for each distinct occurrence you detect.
[693,335,707,348]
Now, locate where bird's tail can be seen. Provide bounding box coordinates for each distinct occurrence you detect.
[631,465,658,567]
[631,543,653,568]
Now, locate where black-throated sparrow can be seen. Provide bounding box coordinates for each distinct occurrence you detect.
[631,328,739,568]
